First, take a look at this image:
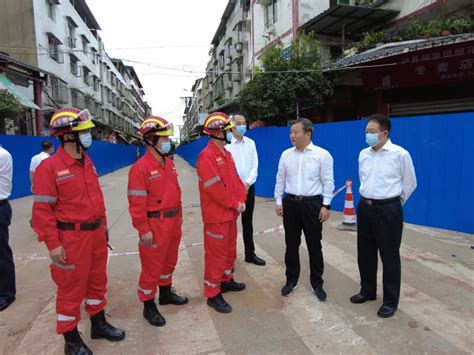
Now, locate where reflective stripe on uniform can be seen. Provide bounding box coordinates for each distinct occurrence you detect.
[160,273,172,280]
[203,176,221,188]
[84,298,102,306]
[139,241,158,248]
[34,195,58,203]
[204,280,218,288]
[138,287,153,295]
[57,314,76,321]
[128,190,147,196]
[206,231,223,239]
[55,174,75,182]
[51,261,75,270]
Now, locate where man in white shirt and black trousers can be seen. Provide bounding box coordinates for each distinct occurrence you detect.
[0,145,15,311]
[350,114,417,318]
[29,140,54,192]
[226,114,266,266]
[275,118,334,301]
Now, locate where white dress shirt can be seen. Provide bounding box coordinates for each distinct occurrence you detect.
[30,151,50,173]
[225,136,258,186]
[274,142,335,206]
[0,146,13,200]
[359,139,417,205]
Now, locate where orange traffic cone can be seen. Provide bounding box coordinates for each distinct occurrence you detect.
[337,179,357,231]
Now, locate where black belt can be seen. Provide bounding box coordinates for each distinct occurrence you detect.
[57,219,102,231]
[286,194,322,201]
[0,199,8,206]
[362,196,400,205]
[147,208,180,219]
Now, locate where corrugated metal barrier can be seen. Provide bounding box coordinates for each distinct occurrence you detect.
[176,112,474,234]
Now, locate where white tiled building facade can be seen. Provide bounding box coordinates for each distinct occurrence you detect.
[1,0,151,135]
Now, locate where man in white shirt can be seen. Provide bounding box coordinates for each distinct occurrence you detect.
[226,114,266,266]
[350,114,417,319]
[29,140,54,191]
[0,145,15,311]
[274,118,335,301]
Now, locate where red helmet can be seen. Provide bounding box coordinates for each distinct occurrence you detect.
[49,107,95,136]
[203,112,235,136]
[138,116,174,138]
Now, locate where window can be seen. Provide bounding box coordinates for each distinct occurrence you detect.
[93,76,100,91]
[83,66,91,85]
[233,0,241,16]
[265,0,278,27]
[66,17,78,48]
[91,48,97,64]
[82,35,89,54]
[46,0,57,21]
[47,33,63,62]
[226,39,233,58]
[69,54,79,76]
[219,51,225,69]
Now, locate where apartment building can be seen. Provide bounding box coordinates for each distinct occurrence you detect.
[0,0,151,136]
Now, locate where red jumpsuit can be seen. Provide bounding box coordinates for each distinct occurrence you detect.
[32,147,108,334]
[128,150,182,302]
[197,140,246,298]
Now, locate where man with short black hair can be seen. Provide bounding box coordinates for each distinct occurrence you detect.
[275,118,335,301]
[350,114,417,318]
[30,140,54,191]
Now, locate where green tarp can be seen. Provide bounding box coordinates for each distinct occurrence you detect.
[0,73,40,110]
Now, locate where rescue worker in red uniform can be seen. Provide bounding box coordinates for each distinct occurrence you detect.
[32,107,125,355]
[128,117,188,327]
[197,112,247,313]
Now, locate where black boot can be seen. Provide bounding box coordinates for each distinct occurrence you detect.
[143,299,166,327]
[63,327,92,355]
[221,279,246,293]
[207,293,232,313]
[90,310,125,342]
[159,285,189,306]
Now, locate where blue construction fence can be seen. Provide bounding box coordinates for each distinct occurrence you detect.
[0,134,145,200]
[176,112,474,234]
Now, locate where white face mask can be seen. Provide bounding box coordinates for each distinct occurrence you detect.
[79,132,93,149]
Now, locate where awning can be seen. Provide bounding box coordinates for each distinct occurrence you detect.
[300,4,399,36]
[0,73,40,110]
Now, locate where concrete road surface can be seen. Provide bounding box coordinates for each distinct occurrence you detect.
[1,157,473,354]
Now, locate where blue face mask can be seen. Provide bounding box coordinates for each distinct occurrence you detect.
[366,133,380,147]
[160,141,172,154]
[226,132,234,143]
[236,125,247,136]
[79,132,93,149]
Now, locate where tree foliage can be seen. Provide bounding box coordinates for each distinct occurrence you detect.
[239,32,333,122]
[0,90,22,119]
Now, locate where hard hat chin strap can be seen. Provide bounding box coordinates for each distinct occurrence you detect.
[146,136,168,158]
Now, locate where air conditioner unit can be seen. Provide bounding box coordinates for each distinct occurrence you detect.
[232,72,242,82]
[235,42,243,53]
[68,37,76,48]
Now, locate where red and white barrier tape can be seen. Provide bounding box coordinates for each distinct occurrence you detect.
[15,183,348,262]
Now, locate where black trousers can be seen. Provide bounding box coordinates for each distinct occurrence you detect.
[357,198,403,308]
[283,196,324,288]
[241,184,256,258]
[0,201,15,302]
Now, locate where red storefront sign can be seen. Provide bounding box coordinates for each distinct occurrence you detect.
[363,41,474,91]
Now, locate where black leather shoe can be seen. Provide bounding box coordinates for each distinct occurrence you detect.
[221,279,246,293]
[314,286,327,302]
[245,255,266,266]
[0,297,15,312]
[64,328,93,355]
[377,305,397,318]
[90,311,126,341]
[159,285,189,306]
[207,293,232,313]
[350,293,377,304]
[143,300,166,327]
[281,281,297,297]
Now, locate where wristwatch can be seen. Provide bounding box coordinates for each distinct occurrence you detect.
[322,204,331,210]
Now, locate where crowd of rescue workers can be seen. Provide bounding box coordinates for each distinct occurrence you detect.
[0,106,417,355]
